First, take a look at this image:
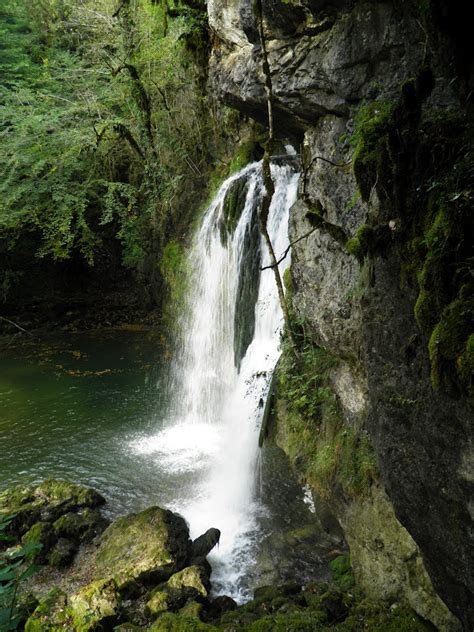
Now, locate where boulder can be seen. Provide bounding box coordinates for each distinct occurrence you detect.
[167,565,210,597]
[21,521,55,563]
[191,528,220,560]
[0,480,105,541]
[95,506,191,589]
[69,577,121,630]
[24,588,74,631]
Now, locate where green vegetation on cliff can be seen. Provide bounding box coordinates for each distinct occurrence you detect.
[275,337,377,500]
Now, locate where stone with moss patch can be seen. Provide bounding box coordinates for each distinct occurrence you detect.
[167,565,210,597]
[69,577,120,631]
[24,588,74,631]
[21,521,55,563]
[0,480,105,540]
[96,506,191,589]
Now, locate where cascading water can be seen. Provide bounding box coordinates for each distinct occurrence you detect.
[132,159,299,600]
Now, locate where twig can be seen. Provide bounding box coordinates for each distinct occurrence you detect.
[260,227,318,271]
[0,317,34,337]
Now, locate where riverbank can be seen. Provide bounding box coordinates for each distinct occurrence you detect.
[0,479,434,631]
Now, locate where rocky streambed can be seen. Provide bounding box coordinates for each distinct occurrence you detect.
[0,479,436,631]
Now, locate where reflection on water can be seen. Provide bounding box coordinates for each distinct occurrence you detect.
[0,330,173,519]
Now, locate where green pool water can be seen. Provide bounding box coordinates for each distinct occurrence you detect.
[0,330,175,518]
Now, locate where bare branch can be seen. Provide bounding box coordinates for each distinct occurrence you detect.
[0,317,34,337]
[260,227,318,271]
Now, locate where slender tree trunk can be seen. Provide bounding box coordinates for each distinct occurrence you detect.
[254,0,298,355]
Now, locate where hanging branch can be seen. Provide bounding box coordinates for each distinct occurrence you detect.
[254,0,298,356]
[260,226,318,271]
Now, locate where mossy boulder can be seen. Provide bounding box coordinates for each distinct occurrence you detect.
[167,565,210,597]
[69,577,121,631]
[53,508,107,543]
[0,480,105,540]
[24,588,74,631]
[95,506,191,589]
[147,589,174,616]
[21,521,55,563]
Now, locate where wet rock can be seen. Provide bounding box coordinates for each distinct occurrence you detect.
[191,528,221,560]
[69,577,121,630]
[95,506,192,589]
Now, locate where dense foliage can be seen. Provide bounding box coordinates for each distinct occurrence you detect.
[0,0,222,306]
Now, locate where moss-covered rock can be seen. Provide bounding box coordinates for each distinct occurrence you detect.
[69,577,121,631]
[167,565,210,597]
[147,589,173,616]
[21,521,55,563]
[53,508,107,543]
[96,506,191,589]
[24,588,74,631]
[0,480,105,540]
[338,599,434,631]
[179,600,204,619]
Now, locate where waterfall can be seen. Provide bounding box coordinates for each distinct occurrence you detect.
[133,160,299,601]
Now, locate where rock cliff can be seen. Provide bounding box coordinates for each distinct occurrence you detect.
[208,0,473,630]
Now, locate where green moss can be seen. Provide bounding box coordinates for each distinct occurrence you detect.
[149,612,219,631]
[228,139,262,174]
[147,590,172,616]
[459,334,474,395]
[428,290,474,389]
[350,101,394,200]
[69,578,120,631]
[346,224,375,261]
[96,506,190,589]
[339,600,434,631]
[21,521,53,562]
[220,175,249,240]
[276,341,377,501]
[308,428,377,500]
[160,239,190,333]
[329,554,355,591]
[167,565,209,597]
[25,588,74,631]
[246,610,325,631]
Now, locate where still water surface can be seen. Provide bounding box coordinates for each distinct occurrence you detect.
[0,330,176,519]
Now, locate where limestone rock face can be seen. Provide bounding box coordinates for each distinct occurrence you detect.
[208,0,472,628]
[208,1,424,135]
[95,506,192,588]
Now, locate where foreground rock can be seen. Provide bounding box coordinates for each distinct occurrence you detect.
[95,506,192,589]
[0,479,107,567]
